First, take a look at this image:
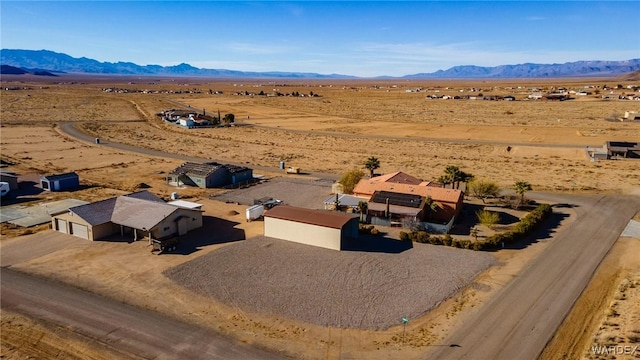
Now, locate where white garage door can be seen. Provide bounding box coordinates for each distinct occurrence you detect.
[70,222,89,239]
[55,219,68,234]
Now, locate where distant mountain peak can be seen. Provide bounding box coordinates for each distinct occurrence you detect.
[1,48,639,79]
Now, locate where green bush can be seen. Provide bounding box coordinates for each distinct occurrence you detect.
[478,203,552,250]
[442,234,453,246]
[399,231,410,241]
[370,228,379,235]
[415,231,430,243]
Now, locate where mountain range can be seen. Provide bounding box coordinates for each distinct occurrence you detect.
[2,49,639,79]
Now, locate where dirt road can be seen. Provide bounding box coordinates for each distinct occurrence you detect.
[0,268,286,360]
[427,193,640,360]
[58,122,340,181]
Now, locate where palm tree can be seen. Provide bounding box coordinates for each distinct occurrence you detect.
[514,180,532,209]
[437,174,453,188]
[364,156,380,178]
[357,201,368,223]
[444,165,462,189]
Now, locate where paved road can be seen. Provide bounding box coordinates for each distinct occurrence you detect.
[1,268,286,360]
[427,193,640,360]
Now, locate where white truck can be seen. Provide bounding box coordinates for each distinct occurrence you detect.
[246,204,264,222]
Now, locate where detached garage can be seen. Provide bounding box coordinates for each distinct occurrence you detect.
[264,205,359,251]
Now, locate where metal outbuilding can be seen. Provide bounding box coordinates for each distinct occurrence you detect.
[40,172,80,192]
[264,205,359,251]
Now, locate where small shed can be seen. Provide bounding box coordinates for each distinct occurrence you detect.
[41,172,80,192]
[264,205,358,251]
[0,172,19,191]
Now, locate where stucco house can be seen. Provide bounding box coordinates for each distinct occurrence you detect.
[50,190,203,241]
[352,172,464,233]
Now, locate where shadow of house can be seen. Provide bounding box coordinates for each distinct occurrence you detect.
[166,162,253,188]
[169,216,246,255]
[501,211,569,250]
[342,235,413,254]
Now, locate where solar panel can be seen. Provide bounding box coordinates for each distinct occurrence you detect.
[370,191,423,208]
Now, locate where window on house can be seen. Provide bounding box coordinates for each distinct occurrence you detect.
[163,226,170,231]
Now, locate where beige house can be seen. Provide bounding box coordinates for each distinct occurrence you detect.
[264,205,359,251]
[51,191,203,241]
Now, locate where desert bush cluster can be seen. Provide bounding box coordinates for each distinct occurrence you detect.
[400,203,552,251]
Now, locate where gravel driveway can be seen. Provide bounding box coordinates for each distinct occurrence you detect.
[165,236,495,330]
[212,177,335,209]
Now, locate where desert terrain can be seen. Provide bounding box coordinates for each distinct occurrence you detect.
[1,74,639,359]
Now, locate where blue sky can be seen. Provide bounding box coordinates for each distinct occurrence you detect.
[1,1,639,77]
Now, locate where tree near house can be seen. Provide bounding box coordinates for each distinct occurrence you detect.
[223,113,235,124]
[357,201,368,223]
[514,180,533,209]
[424,196,439,221]
[364,156,380,178]
[440,165,473,189]
[468,179,501,204]
[338,169,364,194]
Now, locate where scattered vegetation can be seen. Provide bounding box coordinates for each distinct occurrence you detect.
[476,209,500,229]
[401,203,552,251]
[338,168,364,194]
[468,179,501,203]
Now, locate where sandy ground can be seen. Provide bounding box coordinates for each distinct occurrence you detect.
[539,235,640,360]
[1,76,639,358]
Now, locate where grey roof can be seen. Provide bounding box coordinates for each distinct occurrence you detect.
[169,162,251,177]
[323,194,364,207]
[68,190,166,226]
[111,197,178,231]
[169,162,222,177]
[69,197,117,226]
[41,172,79,181]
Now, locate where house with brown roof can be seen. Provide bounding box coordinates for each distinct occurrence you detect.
[50,190,203,242]
[352,172,464,233]
[264,205,359,251]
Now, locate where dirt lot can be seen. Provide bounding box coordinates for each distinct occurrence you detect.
[1,75,639,359]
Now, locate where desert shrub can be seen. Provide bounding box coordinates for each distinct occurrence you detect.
[399,231,410,242]
[458,240,472,249]
[339,169,364,194]
[472,241,485,251]
[468,179,500,203]
[370,228,379,235]
[415,231,430,243]
[442,234,453,246]
[477,203,552,250]
[358,224,375,234]
[477,209,500,229]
